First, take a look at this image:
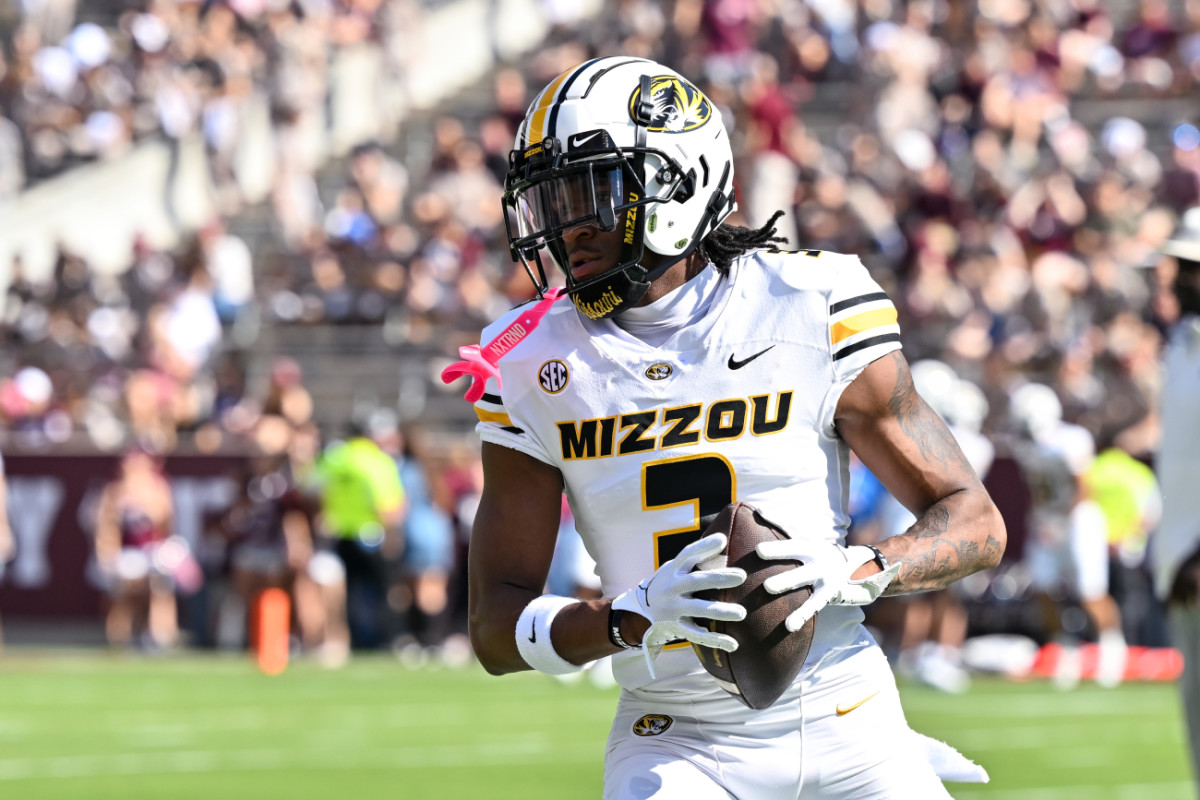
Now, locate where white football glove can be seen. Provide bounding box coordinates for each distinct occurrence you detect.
[612,532,747,677]
[757,534,901,633]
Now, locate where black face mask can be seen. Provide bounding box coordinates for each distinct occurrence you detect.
[1176,260,1200,316]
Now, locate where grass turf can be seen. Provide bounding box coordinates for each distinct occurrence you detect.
[0,650,1190,799]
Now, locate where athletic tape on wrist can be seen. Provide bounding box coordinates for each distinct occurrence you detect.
[515,595,584,675]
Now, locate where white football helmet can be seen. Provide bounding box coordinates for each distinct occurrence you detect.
[502,57,737,319]
[1008,382,1063,441]
[950,379,989,434]
[909,359,960,422]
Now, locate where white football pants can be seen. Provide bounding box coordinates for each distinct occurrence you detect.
[603,639,955,800]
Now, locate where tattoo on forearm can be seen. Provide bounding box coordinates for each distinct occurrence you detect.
[885,498,999,593]
[886,501,961,591]
[885,353,973,475]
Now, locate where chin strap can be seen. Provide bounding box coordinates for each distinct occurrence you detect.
[440,287,566,402]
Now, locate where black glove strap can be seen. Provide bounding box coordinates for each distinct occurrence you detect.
[863,544,890,572]
[608,608,642,650]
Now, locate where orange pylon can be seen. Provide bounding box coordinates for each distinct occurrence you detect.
[255,588,291,676]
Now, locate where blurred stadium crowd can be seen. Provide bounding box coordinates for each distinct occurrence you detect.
[0,0,1197,686]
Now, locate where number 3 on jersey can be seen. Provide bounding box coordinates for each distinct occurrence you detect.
[642,454,737,568]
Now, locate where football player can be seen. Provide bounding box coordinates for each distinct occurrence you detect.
[465,58,1005,799]
[1155,206,1200,788]
[1009,382,1126,689]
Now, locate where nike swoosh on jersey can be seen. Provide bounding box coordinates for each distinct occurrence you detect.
[727,346,775,370]
[528,619,537,644]
[835,691,879,716]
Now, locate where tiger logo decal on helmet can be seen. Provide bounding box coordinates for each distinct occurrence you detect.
[628,76,712,134]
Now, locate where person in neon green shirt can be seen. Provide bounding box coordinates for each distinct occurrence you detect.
[316,431,405,649]
[1084,447,1160,570]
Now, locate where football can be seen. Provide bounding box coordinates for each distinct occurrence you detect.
[692,502,816,709]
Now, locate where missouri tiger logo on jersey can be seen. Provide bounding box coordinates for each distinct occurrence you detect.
[628,76,711,133]
[645,363,673,380]
[632,714,673,736]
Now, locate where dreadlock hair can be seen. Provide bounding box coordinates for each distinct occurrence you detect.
[697,210,789,274]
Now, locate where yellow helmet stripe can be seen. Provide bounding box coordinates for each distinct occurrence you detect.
[526,68,574,146]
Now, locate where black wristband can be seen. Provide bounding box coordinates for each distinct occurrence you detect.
[864,544,890,572]
[608,608,642,650]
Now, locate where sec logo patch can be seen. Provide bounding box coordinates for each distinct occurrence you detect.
[632,714,673,737]
[539,359,569,394]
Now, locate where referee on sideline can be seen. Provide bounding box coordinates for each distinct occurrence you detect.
[1155,206,1200,789]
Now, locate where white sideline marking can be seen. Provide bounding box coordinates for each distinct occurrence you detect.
[0,740,598,781]
[936,721,1184,751]
[8,699,569,739]
[950,779,1194,800]
[902,690,1177,718]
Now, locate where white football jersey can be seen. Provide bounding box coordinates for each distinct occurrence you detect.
[474,248,903,690]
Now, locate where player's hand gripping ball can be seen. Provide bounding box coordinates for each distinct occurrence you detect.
[691,502,816,709]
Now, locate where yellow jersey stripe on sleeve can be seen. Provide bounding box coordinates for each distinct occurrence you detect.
[830,306,898,344]
[475,407,514,426]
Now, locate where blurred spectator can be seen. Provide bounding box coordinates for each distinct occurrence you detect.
[350,141,408,227]
[393,426,455,652]
[93,449,182,650]
[215,441,311,649]
[261,356,314,428]
[0,112,23,199]
[701,0,759,87]
[199,219,255,325]
[0,451,13,651]
[281,421,349,664]
[441,438,484,638]
[0,366,61,449]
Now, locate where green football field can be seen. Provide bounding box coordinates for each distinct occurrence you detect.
[0,650,1191,799]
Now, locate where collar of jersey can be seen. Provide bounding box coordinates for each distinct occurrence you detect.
[608,263,723,347]
[580,260,735,356]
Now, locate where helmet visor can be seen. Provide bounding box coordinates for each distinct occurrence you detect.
[511,164,624,241]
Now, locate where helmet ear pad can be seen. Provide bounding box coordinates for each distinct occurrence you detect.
[640,124,737,258]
